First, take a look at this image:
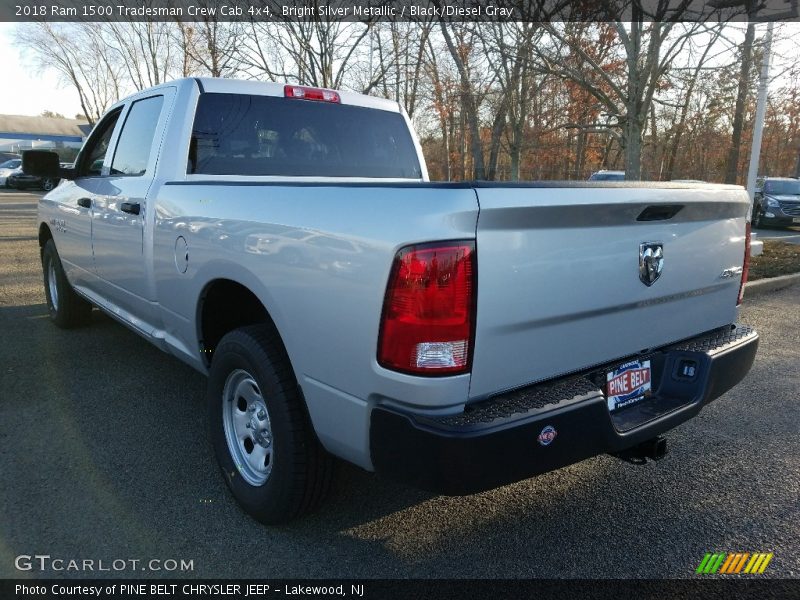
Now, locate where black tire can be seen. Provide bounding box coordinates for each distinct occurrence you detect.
[41,239,92,328]
[41,178,55,192]
[208,325,334,524]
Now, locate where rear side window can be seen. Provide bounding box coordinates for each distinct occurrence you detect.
[111,95,164,176]
[189,93,422,178]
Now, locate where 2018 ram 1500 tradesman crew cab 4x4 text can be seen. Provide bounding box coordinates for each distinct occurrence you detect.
[26,78,758,524]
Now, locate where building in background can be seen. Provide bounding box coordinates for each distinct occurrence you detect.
[0,114,89,162]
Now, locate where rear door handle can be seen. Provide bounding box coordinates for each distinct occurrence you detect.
[77,197,91,209]
[120,202,140,215]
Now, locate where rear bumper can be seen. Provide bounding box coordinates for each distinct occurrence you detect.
[370,324,758,495]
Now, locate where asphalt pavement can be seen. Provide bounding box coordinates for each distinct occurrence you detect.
[0,189,798,579]
[755,227,800,245]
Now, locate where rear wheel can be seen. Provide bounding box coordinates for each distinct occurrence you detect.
[41,178,56,191]
[208,325,334,524]
[42,239,92,328]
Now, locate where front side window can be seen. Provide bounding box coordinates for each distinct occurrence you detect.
[79,109,122,177]
[189,93,422,179]
[111,95,164,176]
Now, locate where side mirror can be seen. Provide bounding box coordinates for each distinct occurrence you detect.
[22,150,60,177]
[22,150,76,181]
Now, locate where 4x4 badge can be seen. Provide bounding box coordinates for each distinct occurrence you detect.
[639,242,664,286]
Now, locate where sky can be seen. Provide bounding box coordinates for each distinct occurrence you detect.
[0,23,83,118]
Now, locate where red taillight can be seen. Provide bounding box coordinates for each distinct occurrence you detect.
[378,242,476,375]
[284,84,341,103]
[738,221,751,305]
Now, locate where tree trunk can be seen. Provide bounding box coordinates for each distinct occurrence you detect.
[439,22,485,180]
[510,143,521,181]
[486,99,507,181]
[623,115,643,180]
[725,22,756,185]
[623,15,643,180]
[575,129,586,179]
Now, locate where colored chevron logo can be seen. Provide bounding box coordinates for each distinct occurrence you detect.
[696,552,774,574]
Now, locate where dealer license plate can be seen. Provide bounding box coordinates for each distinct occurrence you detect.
[793,217,800,224]
[606,360,652,412]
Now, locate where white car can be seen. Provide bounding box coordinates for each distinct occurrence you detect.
[0,158,21,187]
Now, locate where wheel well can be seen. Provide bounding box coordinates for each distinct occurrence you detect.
[198,279,271,366]
[39,223,53,248]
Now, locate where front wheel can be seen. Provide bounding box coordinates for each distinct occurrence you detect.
[42,239,92,328]
[41,178,56,191]
[208,325,334,524]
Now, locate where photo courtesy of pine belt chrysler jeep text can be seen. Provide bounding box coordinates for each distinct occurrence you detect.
[24,78,758,524]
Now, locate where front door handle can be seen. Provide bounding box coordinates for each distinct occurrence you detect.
[120,202,141,215]
[77,197,91,209]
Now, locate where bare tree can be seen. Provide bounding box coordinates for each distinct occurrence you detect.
[104,22,179,90]
[15,23,122,124]
[438,21,488,179]
[662,27,725,180]
[373,22,434,116]
[238,10,376,91]
[725,22,756,184]
[480,22,544,180]
[175,19,240,78]
[535,4,717,179]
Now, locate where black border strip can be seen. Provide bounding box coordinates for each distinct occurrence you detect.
[1,578,797,600]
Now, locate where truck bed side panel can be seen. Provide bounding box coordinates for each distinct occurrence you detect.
[152,183,478,468]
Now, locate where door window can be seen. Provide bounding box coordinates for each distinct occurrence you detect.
[79,109,122,177]
[111,95,165,176]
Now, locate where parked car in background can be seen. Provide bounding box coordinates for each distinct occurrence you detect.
[588,170,626,181]
[0,152,21,163]
[752,177,800,228]
[0,158,22,187]
[7,170,59,191]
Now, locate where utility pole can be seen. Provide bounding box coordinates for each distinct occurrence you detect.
[746,21,773,201]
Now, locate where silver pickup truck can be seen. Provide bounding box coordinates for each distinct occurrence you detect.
[26,77,758,524]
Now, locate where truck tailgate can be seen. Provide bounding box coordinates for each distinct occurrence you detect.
[470,184,750,399]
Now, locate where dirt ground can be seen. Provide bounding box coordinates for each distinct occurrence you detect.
[749,240,800,281]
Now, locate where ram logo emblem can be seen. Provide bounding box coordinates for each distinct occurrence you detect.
[639,242,664,286]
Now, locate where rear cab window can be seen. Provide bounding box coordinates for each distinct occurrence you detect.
[189,93,422,179]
